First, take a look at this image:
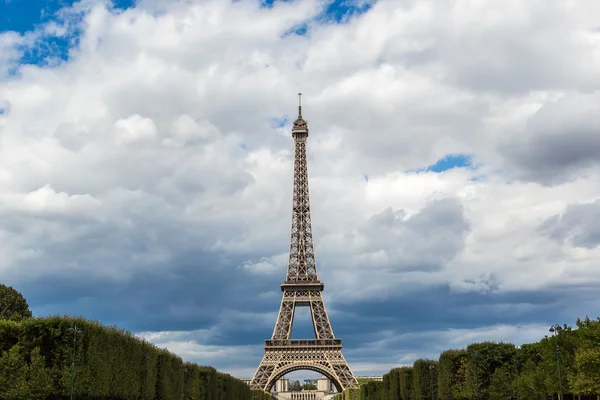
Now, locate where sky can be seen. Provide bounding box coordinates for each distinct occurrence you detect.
[1,0,600,382]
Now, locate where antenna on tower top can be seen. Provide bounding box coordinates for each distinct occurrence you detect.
[298,93,302,119]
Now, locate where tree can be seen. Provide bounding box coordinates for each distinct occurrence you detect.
[514,359,546,400]
[570,317,600,397]
[27,347,53,400]
[0,344,30,399]
[488,365,517,400]
[303,384,317,390]
[465,342,518,400]
[538,324,577,398]
[411,359,438,400]
[452,354,471,399]
[384,368,401,400]
[398,367,413,400]
[438,349,469,400]
[0,284,32,321]
[572,347,600,395]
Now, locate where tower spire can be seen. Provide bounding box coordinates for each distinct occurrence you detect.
[292,93,308,136]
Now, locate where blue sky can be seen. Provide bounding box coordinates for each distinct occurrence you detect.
[1,0,135,66]
[424,154,472,173]
[1,0,135,33]
[2,0,600,382]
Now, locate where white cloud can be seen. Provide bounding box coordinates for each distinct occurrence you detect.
[114,114,158,145]
[242,253,289,275]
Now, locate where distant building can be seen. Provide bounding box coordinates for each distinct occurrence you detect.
[278,391,328,400]
[240,375,383,393]
[356,376,383,382]
[317,376,332,392]
[276,378,290,393]
[239,375,383,398]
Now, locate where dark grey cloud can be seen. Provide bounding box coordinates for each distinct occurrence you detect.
[126,281,600,374]
[498,92,600,184]
[19,252,285,342]
[540,199,600,248]
[360,197,470,272]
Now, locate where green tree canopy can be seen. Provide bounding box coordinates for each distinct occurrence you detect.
[0,284,32,322]
[570,317,600,395]
[438,349,469,400]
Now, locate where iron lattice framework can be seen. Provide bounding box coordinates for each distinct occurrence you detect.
[250,95,358,392]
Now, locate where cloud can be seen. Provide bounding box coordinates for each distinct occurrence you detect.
[498,92,600,185]
[540,199,600,249]
[113,114,158,145]
[1,0,600,379]
[349,323,551,362]
[355,197,470,273]
[242,253,288,275]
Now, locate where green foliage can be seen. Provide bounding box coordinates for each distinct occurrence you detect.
[336,386,365,400]
[0,315,271,400]
[0,319,21,353]
[348,386,362,400]
[0,344,29,399]
[253,389,277,400]
[361,380,384,400]
[438,349,468,400]
[303,383,317,390]
[411,359,437,400]
[27,347,53,399]
[0,284,32,322]
[465,342,517,400]
[542,324,577,396]
[383,368,401,400]
[4,310,600,400]
[336,316,600,400]
[488,364,517,400]
[398,367,413,400]
[513,358,546,400]
[570,317,600,395]
[336,315,600,400]
[377,315,600,400]
[383,371,391,400]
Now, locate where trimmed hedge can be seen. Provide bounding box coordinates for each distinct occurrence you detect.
[397,367,412,400]
[384,368,400,400]
[333,386,360,400]
[0,315,275,400]
[411,360,437,400]
[437,350,468,400]
[360,380,384,400]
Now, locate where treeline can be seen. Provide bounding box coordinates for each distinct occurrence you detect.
[334,316,600,400]
[0,315,274,400]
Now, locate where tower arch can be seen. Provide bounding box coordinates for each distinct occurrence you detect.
[266,365,343,393]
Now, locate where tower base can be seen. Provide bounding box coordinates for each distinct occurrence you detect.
[249,341,358,392]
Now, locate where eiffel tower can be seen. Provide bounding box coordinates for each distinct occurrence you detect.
[249,95,358,392]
